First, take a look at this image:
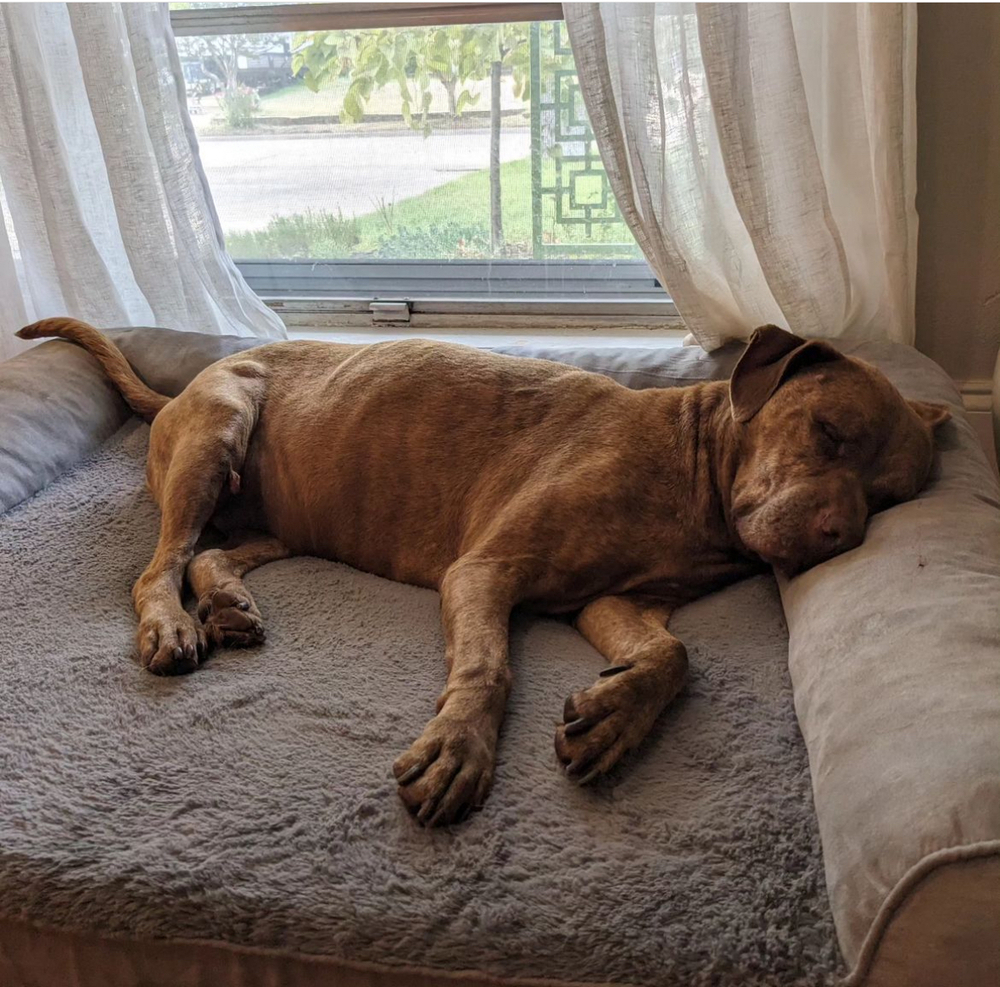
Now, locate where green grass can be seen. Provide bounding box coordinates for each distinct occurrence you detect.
[226,157,642,261]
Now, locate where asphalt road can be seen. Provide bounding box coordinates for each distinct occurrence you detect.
[198,129,532,232]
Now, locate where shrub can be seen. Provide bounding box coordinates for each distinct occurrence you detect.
[226,209,362,259]
[219,85,260,130]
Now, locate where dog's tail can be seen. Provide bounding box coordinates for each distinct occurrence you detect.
[17,317,169,423]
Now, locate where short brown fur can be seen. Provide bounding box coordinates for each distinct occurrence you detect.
[17,318,949,826]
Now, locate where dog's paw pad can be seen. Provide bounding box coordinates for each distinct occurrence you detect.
[198,588,265,649]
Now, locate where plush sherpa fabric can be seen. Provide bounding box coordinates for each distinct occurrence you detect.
[0,421,843,987]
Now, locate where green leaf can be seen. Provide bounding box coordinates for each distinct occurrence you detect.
[455,89,479,114]
[459,52,483,80]
[342,88,364,123]
[303,73,320,93]
[291,52,304,75]
[401,101,413,129]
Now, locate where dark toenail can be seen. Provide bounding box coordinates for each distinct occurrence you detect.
[397,765,424,786]
[172,647,183,660]
[564,718,591,736]
[237,601,250,610]
[600,664,632,678]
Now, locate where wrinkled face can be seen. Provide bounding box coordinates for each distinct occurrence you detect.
[729,340,948,577]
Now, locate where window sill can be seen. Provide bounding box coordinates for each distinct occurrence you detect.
[266,298,686,348]
[282,324,687,349]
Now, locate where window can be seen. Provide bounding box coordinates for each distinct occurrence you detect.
[170,3,677,333]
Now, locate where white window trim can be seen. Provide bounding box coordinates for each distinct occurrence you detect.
[172,2,683,340]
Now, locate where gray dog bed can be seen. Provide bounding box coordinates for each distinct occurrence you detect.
[1,330,998,987]
[0,421,840,985]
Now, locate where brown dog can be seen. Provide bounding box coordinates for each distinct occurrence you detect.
[17,319,949,826]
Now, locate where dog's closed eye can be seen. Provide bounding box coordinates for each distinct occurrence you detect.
[816,419,847,455]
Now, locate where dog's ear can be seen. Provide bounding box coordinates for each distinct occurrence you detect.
[730,324,842,423]
[908,399,951,429]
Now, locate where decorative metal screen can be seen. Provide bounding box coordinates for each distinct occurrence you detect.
[529,22,640,260]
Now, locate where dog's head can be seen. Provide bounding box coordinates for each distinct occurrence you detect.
[728,325,950,576]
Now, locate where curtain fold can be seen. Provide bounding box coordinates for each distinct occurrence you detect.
[0,2,285,361]
[564,2,917,352]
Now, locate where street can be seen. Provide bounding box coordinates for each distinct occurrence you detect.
[197,128,531,232]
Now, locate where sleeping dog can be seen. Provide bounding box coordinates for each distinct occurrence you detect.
[17,319,949,826]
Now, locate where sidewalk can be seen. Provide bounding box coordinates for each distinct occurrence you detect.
[199,129,532,232]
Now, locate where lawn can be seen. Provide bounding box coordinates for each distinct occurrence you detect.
[226,157,641,261]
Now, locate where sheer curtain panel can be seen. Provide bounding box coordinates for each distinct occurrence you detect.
[0,2,285,361]
[564,3,917,351]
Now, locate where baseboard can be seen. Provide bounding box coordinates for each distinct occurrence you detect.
[957,379,998,474]
[958,378,994,414]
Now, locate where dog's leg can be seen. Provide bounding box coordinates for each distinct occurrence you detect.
[393,557,521,827]
[135,424,254,675]
[555,595,688,785]
[187,533,290,649]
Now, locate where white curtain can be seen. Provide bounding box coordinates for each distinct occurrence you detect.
[0,2,285,361]
[564,3,917,352]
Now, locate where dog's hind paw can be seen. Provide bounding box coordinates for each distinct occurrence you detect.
[197,587,265,649]
[137,608,206,676]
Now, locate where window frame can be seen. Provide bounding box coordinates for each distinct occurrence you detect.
[170,2,681,335]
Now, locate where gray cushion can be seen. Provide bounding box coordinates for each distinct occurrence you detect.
[776,339,1000,985]
[0,339,129,516]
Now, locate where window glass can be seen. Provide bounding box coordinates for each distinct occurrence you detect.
[175,21,646,267]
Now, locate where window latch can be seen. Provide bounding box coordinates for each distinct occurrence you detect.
[369,301,411,324]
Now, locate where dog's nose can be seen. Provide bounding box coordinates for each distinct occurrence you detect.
[814,508,863,555]
[818,511,842,544]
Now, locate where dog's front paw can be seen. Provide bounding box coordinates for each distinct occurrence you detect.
[393,714,496,827]
[554,665,666,785]
[197,587,265,649]
[137,607,206,675]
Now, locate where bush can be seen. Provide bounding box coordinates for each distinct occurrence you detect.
[219,85,260,130]
[226,209,362,259]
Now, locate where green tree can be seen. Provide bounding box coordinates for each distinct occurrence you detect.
[292,26,486,132]
[293,24,531,254]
